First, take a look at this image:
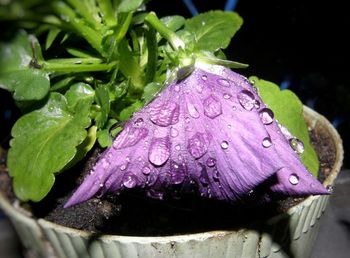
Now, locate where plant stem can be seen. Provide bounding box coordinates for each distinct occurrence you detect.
[144,12,185,51]
[42,58,117,73]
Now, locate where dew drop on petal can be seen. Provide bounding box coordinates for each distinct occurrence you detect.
[213,169,220,180]
[196,84,204,93]
[254,100,260,109]
[223,93,232,99]
[289,138,305,154]
[100,158,110,169]
[187,132,211,159]
[175,144,181,151]
[122,172,138,188]
[217,78,230,87]
[174,84,180,92]
[170,161,185,184]
[238,90,255,111]
[188,102,200,118]
[134,118,144,126]
[221,141,229,149]
[170,127,179,138]
[201,75,208,81]
[120,163,128,171]
[185,117,191,123]
[259,108,274,125]
[262,137,272,148]
[289,174,299,185]
[206,157,216,167]
[149,101,180,127]
[148,137,171,166]
[142,166,151,175]
[232,106,237,111]
[203,95,222,119]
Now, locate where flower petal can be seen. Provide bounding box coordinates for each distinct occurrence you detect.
[65,66,328,208]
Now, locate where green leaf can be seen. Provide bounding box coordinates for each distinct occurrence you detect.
[184,11,243,52]
[119,100,143,121]
[64,125,97,170]
[95,85,111,128]
[250,76,319,176]
[65,82,95,112]
[160,15,185,32]
[8,92,92,201]
[96,118,119,148]
[117,0,144,13]
[45,28,61,50]
[142,82,162,104]
[0,30,50,101]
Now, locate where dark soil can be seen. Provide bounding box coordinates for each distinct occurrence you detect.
[0,123,337,236]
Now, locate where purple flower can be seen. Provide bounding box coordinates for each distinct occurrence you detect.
[64,66,328,208]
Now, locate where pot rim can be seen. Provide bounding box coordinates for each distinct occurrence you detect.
[0,106,344,243]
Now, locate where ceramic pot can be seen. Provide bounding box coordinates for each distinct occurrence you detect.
[0,106,344,258]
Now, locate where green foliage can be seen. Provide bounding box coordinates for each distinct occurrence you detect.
[3,1,315,202]
[0,31,50,101]
[184,11,243,52]
[7,92,92,201]
[251,76,320,176]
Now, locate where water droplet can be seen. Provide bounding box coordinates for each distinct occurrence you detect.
[170,161,185,184]
[142,166,151,175]
[213,169,220,180]
[227,124,232,129]
[232,106,237,111]
[174,84,180,92]
[99,183,104,187]
[100,158,110,169]
[217,78,230,87]
[254,100,260,109]
[279,124,293,139]
[134,118,144,126]
[196,84,204,93]
[249,79,255,85]
[326,185,334,193]
[122,172,138,188]
[201,75,208,81]
[170,127,179,137]
[48,105,54,112]
[147,190,164,200]
[149,101,180,127]
[187,103,200,118]
[206,157,216,167]
[289,138,305,154]
[238,90,255,111]
[187,132,211,158]
[262,137,272,148]
[223,93,232,99]
[120,163,127,171]
[203,95,222,119]
[185,117,191,123]
[175,144,181,151]
[259,108,274,125]
[148,137,171,166]
[289,174,299,185]
[113,126,148,150]
[221,141,229,149]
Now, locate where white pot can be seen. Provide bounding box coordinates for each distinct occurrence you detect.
[0,106,344,258]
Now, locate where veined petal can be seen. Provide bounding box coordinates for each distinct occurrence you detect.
[65,66,328,208]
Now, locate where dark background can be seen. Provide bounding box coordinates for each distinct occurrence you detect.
[1,0,349,167]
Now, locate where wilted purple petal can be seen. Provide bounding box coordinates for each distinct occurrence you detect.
[64,66,328,208]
